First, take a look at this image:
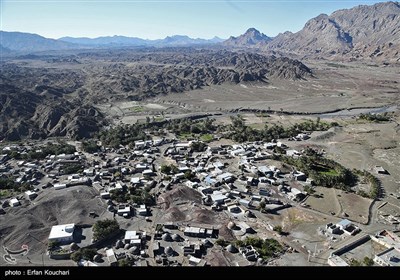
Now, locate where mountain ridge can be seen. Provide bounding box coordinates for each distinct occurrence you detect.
[0,31,225,52]
[3,1,398,61]
[223,28,272,47]
[220,1,399,62]
[265,1,400,60]
[0,31,79,52]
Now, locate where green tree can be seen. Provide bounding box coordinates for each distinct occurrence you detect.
[240,237,284,261]
[118,258,134,267]
[304,185,315,195]
[191,141,207,152]
[215,239,229,247]
[93,219,120,241]
[363,257,374,266]
[62,163,83,175]
[184,170,194,180]
[82,141,100,153]
[47,240,59,250]
[70,251,82,262]
[70,248,97,262]
[160,164,172,174]
[349,258,362,266]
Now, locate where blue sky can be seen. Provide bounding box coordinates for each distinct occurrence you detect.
[0,0,387,39]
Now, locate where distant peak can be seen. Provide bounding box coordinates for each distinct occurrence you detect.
[166,35,189,39]
[314,13,329,20]
[245,28,262,34]
[223,27,271,46]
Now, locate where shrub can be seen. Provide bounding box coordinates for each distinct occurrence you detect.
[215,239,230,247]
[70,248,97,262]
[273,226,284,235]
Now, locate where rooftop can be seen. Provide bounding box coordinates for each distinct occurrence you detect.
[125,231,140,240]
[48,224,75,240]
[337,219,352,228]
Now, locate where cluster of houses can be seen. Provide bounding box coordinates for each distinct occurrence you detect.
[160,140,311,217]
[1,134,313,217]
[150,222,218,266]
[1,133,320,266]
[0,143,89,199]
[46,220,217,266]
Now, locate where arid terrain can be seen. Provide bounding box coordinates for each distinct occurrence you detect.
[1,0,400,268]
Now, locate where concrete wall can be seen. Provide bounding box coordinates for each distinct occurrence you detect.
[331,235,371,256]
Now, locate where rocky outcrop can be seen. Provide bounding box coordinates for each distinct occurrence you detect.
[223,28,272,47]
[265,1,400,62]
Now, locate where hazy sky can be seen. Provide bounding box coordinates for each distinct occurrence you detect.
[0,0,386,39]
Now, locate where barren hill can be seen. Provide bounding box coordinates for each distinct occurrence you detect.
[0,48,311,140]
[266,1,400,62]
[0,64,105,141]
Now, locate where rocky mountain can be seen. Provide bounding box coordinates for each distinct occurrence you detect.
[266,1,400,61]
[223,28,272,47]
[0,31,80,52]
[0,31,224,53]
[0,85,104,141]
[58,35,149,46]
[0,48,311,140]
[81,49,312,100]
[59,34,224,47]
[0,64,105,141]
[154,35,224,46]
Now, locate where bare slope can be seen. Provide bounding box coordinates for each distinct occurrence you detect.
[266,1,400,61]
[0,49,311,140]
[223,28,272,47]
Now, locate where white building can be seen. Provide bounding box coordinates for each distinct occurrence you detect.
[48,224,75,243]
[124,231,141,244]
[130,177,141,185]
[24,190,37,200]
[117,205,131,217]
[106,248,117,265]
[100,192,110,199]
[137,205,148,216]
[210,191,227,204]
[10,198,20,207]
[54,183,67,190]
[336,219,360,235]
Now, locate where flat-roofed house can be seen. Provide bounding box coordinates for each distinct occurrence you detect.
[10,198,20,207]
[48,224,75,243]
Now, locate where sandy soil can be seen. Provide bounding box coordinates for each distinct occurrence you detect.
[0,186,106,266]
[336,190,372,224]
[304,187,341,216]
[152,62,399,114]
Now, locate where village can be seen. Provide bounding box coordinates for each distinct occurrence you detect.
[1,117,400,267]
